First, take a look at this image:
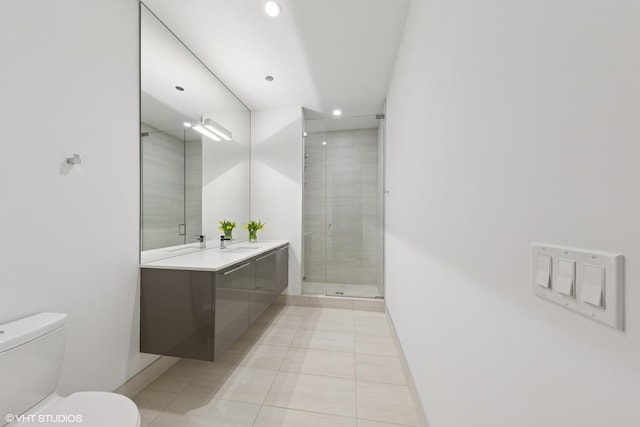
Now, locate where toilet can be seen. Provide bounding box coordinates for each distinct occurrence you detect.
[0,313,140,427]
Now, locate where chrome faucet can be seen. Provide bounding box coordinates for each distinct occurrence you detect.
[194,235,206,249]
[220,235,231,249]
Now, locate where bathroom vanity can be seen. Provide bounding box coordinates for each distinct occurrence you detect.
[139,240,288,361]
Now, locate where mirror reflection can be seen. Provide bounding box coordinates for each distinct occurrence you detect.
[140,3,251,255]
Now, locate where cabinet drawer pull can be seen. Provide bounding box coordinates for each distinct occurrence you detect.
[278,247,288,252]
[223,262,251,275]
[256,253,275,262]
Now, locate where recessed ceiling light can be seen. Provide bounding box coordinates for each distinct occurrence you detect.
[264,1,281,17]
[265,75,274,82]
[332,109,342,116]
[183,122,192,127]
[322,141,327,145]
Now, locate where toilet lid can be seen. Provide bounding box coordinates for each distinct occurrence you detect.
[37,392,140,427]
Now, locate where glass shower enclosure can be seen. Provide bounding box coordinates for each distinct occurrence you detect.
[302,114,385,299]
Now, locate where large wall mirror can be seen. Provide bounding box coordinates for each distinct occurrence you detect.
[140,3,251,257]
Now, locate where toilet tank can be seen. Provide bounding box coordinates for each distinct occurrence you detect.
[0,313,67,424]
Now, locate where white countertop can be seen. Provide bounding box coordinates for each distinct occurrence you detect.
[140,240,289,272]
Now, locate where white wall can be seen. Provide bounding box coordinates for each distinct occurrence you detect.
[0,0,156,395]
[385,0,640,426]
[251,107,303,295]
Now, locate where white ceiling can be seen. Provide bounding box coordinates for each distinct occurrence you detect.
[141,0,410,117]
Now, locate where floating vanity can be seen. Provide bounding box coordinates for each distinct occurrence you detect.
[140,240,289,361]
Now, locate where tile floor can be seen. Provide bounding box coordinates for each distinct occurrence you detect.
[134,304,420,427]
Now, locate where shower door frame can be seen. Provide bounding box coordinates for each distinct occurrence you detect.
[302,113,386,300]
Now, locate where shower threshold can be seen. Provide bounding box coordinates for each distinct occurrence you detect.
[303,281,383,299]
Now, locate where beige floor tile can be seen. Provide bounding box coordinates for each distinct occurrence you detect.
[160,397,260,426]
[264,304,310,318]
[187,361,236,384]
[275,295,310,306]
[264,372,357,418]
[134,389,178,426]
[150,412,215,427]
[150,409,253,427]
[177,365,277,404]
[357,382,419,426]
[292,329,355,353]
[240,325,298,347]
[357,419,412,427]
[299,317,355,333]
[355,322,391,337]
[145,373,193,394]
[354,313,391,337]
[355,354,406,385]
[308,297,355,310]
[164,359,218,379]
[254,406,357,427]
[353,299,385,312]
[281,347,356,379]
[205,366,277,404]
[137,301,422,427]
[215,343,289,370]
[140,411,160,427]
[134,390,178,427]
[133,389,179,410]
[266,314,307,330]
[354,310,387,322]
[305,307,355,322]
[355,335,398,357]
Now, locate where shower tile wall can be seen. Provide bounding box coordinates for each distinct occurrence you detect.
[142,125,202,251]
[304,128,380,289]
[185,139,202,241]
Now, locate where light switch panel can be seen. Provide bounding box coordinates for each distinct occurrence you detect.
[556,259,575,297]
[535,255,551,288]
[531,243,624,330]
[582,265,605,308]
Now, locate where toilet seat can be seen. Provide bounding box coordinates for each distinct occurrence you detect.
[27,392,140,427]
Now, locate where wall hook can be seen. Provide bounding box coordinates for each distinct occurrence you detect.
[66,154,82,165]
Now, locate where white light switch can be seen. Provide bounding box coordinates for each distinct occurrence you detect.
[556,259,575,297]
[535,255,551,288]
[532,243,624,330]
[582,265,605,307]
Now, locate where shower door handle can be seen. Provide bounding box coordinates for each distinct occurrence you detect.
[328,223,332,238]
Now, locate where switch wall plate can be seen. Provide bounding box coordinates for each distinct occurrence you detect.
[531,243,624,331]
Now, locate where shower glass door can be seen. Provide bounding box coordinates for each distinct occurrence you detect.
[303,115,385,299]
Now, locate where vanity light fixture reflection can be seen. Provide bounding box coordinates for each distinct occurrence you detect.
[191,123,222,141]
[203,118,232,141]
[185,118,233,142]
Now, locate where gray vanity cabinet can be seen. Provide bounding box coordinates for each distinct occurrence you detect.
[140,269,214,360]
[251,250,277,324]
[276,245,289,294]
[214,261,253,359]
[140,243,289,361]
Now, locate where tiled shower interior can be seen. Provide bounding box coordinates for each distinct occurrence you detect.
[141,125,202,251]
[303,123,384,298]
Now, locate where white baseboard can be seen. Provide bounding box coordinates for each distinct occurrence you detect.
[114,355,180,398]
[386,307,430,427]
